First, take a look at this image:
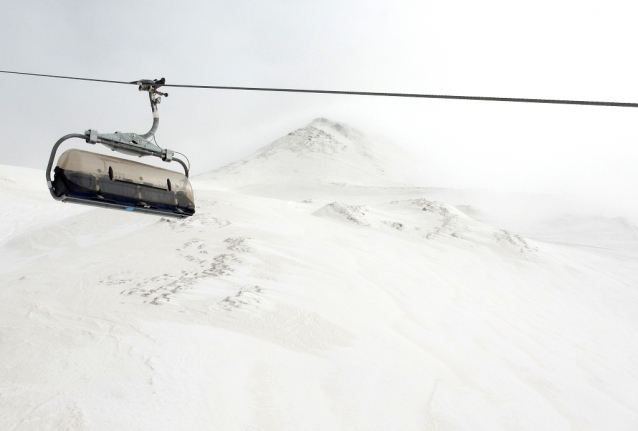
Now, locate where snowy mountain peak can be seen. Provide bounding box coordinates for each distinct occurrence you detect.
[256,118,371,159]
[198,118,418,189]
[310,117,365,140]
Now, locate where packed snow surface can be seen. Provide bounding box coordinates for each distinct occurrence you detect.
[1,119,638,430]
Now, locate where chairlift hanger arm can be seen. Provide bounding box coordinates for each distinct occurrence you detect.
[132,78,168,139]
[80,77,185,172]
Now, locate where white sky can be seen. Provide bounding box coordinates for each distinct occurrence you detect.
[1,0,637,217]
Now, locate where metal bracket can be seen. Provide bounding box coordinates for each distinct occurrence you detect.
[162,149,174,161]
[94,131,163,157]
[86,129,98,144]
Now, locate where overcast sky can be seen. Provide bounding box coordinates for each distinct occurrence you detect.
[2,1,637,217]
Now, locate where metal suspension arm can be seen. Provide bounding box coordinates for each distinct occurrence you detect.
[137,78,167,139]
[141,91,161,139]
[81,78,188,175]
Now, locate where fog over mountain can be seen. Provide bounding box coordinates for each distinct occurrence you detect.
[1,120,637,430]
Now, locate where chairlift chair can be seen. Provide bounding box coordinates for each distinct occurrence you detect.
[46,78,195,218]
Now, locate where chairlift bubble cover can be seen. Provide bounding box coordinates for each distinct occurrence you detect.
[52,149,195,218]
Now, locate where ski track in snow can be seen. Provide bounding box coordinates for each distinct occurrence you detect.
[1,119,638,431]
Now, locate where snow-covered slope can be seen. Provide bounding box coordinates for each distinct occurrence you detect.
[1,122,638,431]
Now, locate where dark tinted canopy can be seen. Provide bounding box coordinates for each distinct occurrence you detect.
[56,149,194,202]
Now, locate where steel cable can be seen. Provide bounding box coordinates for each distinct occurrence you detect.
[2,69,638,108]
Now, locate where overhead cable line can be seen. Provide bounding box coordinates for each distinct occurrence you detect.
[2,69,638,108]
[0,69,133,86]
